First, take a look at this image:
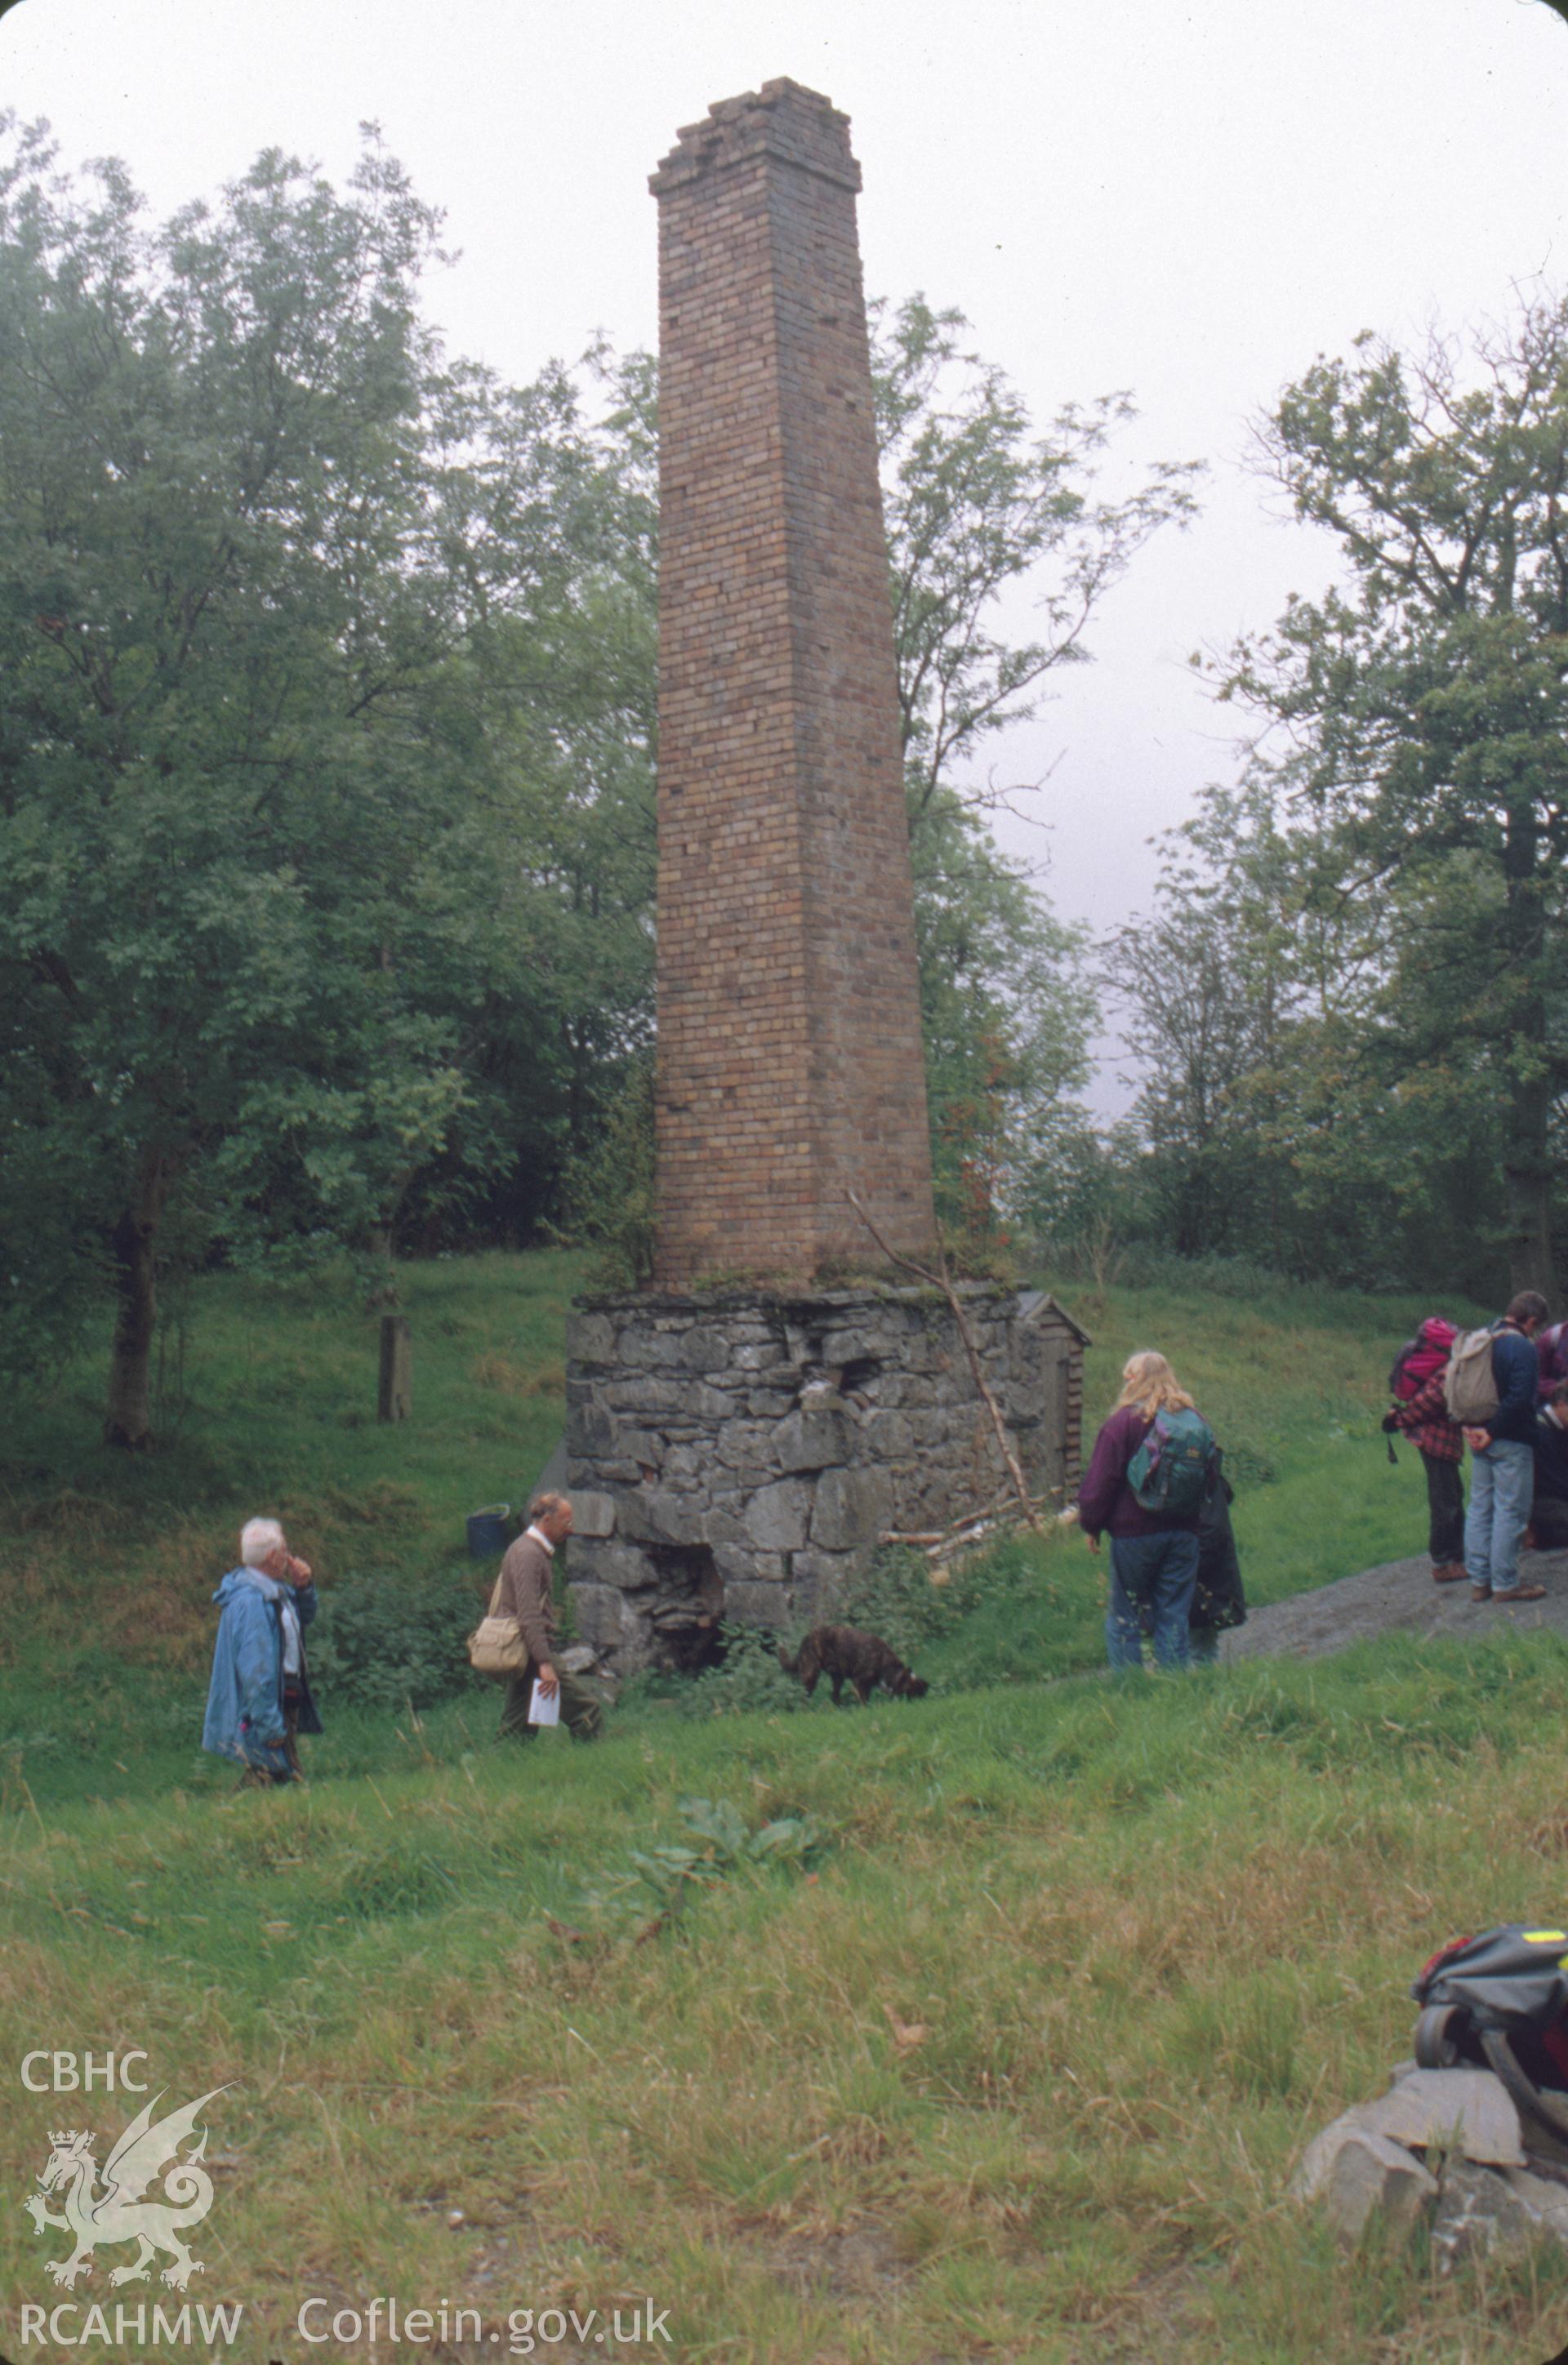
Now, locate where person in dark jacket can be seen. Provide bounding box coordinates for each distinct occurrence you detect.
[1530,1379,1568,1551]
[1383,1371,1468,1583]
[1077,1350,1210,1672]
[1462,1291,1551,1604]
[1538,1321,1568,1405]
[1188,1454,1247,1662]
[1147,1454,1247,1661]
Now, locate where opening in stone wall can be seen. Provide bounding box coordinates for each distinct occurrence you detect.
[642,1542,726,1673]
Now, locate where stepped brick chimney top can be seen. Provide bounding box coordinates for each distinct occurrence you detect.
[648,78,862,198]
[649,80,938,1289]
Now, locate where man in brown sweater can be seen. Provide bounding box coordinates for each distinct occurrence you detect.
[494,1492,604,1742]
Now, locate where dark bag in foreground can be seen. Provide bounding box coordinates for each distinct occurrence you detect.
[1412,1923,1568,2152]
[1127,1407,1215,1517]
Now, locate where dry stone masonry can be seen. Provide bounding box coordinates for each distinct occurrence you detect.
[564,1289,1085,1669]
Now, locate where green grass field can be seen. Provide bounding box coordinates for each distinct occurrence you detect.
[0,1253,1477,1799]
[9,1252,1565,2363]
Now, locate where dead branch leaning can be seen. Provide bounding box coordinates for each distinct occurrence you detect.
[845,1191,1041,1532]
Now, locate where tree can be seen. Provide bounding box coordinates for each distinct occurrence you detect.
[0,120,643,1438]
[1101,781,1503,1289]
[1216,293,1568,1295]
[872,295,1199,822]
[910,786,1095,1249]
[869,297,1197,1243]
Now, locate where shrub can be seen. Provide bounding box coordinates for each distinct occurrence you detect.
[679,1623,808,1717]
[817,1540,1032,1665]
[308,1568,482,1713]
[573,1793,826,1933]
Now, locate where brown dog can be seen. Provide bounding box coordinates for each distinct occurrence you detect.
[780,1623,929,1704]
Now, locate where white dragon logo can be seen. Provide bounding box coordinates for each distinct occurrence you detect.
[23,2087,228,2292]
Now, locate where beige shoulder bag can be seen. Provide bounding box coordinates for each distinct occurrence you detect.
[467,1573,530,1679]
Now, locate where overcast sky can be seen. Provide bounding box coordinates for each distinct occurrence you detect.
[6,0,1568,1100]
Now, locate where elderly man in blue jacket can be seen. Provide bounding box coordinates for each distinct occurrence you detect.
[203,1517,322,1784]
[1463,1291,1552,1605]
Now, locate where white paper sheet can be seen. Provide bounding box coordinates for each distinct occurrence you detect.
[528,1679,560,1727]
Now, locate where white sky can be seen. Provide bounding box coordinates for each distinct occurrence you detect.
[6,0,1568,1106]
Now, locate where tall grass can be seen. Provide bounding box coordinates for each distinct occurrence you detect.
[2,1252,1540,2359]
[6,1641,1568,2358]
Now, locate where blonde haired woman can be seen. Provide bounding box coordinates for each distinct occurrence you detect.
[1076,1351,1214,1671]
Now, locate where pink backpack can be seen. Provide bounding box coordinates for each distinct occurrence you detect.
[1389,1316,1458,1403]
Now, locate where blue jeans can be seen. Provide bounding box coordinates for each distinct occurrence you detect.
[1107,1532,1200,1671]
[1464,1438,1535,1596]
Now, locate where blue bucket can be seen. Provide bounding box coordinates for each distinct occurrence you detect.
[466,1503,512,1559]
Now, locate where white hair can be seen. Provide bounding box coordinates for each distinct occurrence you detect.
[240,1517,286,1567]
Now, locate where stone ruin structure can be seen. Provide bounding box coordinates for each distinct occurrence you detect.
[565,1287,1086,1668]
[563,82,1085,1672]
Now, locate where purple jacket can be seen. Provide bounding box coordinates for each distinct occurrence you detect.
[1538,1323,1568,1405]
[1077,1404,1204,1541]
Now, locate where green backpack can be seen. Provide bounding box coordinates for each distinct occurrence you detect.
[1127,1407,1216,1518]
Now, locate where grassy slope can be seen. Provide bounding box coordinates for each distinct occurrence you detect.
[0,1255,1479,1790]
[0,1251,583,1797]
[8,1254,1558,2363]
[924,1272,1486,1692]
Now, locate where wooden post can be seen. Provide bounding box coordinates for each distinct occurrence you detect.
[378,1315,412,1423]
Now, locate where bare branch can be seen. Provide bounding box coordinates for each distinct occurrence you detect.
[845,1190,1040,1530]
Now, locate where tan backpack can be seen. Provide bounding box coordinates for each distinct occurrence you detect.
[1443,1327,1499,1425]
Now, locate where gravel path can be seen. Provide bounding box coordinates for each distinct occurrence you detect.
[1218,1546,1568,1662]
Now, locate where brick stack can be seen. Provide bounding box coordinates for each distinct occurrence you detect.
[649,80,937,1287]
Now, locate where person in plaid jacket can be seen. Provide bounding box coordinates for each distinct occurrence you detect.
[1383,1371,1467,1583]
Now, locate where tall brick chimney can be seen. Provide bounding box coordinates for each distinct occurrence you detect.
[649,80,938,1288]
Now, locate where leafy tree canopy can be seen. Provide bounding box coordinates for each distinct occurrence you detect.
[0,118,653,1436]
[1209,292,1568,1294]
[870,296,1198,1252]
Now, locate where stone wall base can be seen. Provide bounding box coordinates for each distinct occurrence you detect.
[563,1285,1085,1672]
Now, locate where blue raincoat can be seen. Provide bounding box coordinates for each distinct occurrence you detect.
[202,1568,321,1774]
